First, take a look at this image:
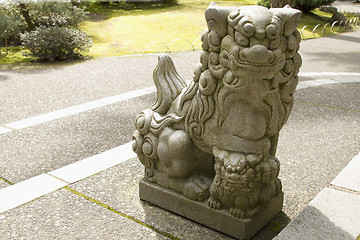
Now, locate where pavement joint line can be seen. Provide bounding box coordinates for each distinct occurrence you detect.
[295,100,360,113]
[46,173,71,185]
[0,73,359,136]
[0,142,135,214]
[329,184,360,196]
[298,72,360,77]
[64,186,181,240]
[0,177,14,185]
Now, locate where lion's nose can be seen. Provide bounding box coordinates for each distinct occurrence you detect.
[239,45,274,64]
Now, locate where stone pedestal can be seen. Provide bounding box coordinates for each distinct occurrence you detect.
[139,179,283,240]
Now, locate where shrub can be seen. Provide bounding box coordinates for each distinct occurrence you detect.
[293,0,336,12]
[27,1,87,28]
[258,0,271,8]
[0,2,23,46]
[21,26,92,61]
[0,1,88,47]
[257,0,335,12]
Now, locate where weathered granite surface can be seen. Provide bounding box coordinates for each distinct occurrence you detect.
[133,3,301,239]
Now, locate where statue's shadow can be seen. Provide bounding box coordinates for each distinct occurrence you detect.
[141,197,289,239]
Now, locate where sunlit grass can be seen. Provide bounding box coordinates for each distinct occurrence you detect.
[0,47,37,64]
[80,0,247,57]
[1,0,358,64]
[80,0,359,58]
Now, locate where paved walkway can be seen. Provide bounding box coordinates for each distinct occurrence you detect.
[0,30,359,239]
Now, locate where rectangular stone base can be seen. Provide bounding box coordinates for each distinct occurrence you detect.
[139,178,283,240]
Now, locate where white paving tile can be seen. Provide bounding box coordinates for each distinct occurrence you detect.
[301,80,324,87]
[4,101,106,130]
[49,142,136,183]
[0,127,12,135]
[142,86,157,93]
[321,72,360,76]
[336,78,360,83]
[296,83,310,90]
[313,78,339,84]
[331,152,360,192]
[298,72,325,77]
[0,174,67,214]
[97,89,150,104]
[275,187,360,239]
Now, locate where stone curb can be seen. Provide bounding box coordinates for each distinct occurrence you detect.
[275,152,360,239]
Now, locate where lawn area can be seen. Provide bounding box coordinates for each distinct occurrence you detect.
[80,0,256,57]
[80,0,357,58]
[0,0,358,64]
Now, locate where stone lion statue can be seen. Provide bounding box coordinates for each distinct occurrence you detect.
[133,3,301,219]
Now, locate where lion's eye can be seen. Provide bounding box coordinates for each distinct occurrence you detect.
[235,31,249,47]
[266,25,278,40]
[240,22,255,38]
[224,71,246,88]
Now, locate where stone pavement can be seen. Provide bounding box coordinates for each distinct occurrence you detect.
[0,29,359,239]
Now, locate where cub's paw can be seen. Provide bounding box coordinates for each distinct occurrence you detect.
[230,207,246,218]
[208,196,222,210]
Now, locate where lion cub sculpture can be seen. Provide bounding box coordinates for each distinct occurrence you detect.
[133,3,301,220]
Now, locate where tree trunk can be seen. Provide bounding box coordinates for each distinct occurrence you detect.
[19,3,35,31]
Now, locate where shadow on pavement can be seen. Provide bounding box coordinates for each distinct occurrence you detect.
[273,205,355,239]
[328,33,360,44]
[252,211,291,240]
[304,51,360,72]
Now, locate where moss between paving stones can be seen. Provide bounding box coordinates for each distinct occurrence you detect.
[64,186,180,240]
[0,177,14,185]
[295,100,360,113]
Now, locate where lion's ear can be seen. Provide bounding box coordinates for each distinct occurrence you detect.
[270,7,302,37]
[205,2,238,37]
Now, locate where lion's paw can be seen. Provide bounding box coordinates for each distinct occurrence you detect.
[183,177,210,202]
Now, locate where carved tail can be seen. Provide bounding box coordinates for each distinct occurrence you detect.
[151,54,187,114]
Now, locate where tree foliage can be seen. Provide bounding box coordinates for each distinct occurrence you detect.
[21,26,92,61]
[258,0,336,12]
[293,0,336,13]
[0,1,91,61]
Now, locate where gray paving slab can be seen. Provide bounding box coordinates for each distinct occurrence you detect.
[332,0,360,13]
[298,30,360,73]
[1,30,359,126]
[276,84,360,219]
[295,82,360,111]
[0,94,155,184]
[0,54,194,125]
[68,79,360,238]
[70,158,234,240]
[0,188,167,240]
[331,152,360,192]
[275,187,360,240]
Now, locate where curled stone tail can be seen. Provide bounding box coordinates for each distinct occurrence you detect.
[151,54,187,114]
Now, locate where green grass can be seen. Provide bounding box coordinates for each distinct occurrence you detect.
[0,0,358,64]
[80,0,249,57]
[297,10,357,39]
[79,0,360,58]
[0,47,37,64]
